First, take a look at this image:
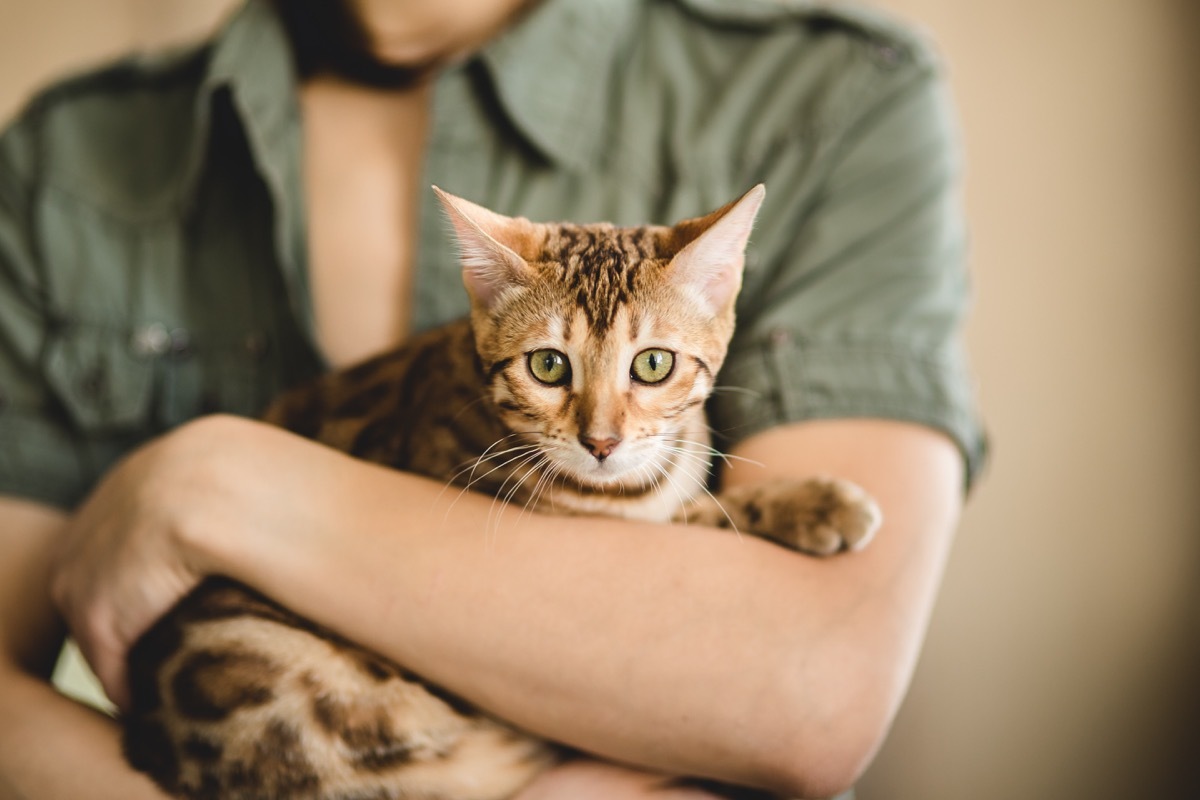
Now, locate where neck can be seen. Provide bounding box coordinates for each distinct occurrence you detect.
[349,0,534,67]
[275,0,533,89]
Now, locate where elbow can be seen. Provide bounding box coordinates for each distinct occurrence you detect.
[763,723,888,799]
[760,744,878,800]
[753,674,896,799]
[767,741,880,800]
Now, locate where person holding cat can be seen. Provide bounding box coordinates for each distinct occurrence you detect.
[0,1,985,798]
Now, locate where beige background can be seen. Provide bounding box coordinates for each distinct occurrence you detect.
[1,1,1197,798]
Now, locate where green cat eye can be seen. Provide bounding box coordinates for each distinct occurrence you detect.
[631,349,675,384]
[528,349,571,385]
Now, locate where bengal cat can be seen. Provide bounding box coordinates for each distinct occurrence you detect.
[122,186,881,800]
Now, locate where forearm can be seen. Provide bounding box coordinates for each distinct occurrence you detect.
[0,497,168,800]
[196,418,962,796]
[272,484,810,786]
[0,668,168,800]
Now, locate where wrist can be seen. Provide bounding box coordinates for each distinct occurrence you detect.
[172,415,396,598]
[161,415,310,582]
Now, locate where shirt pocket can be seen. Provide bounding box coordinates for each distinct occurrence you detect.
[42,320,156,433]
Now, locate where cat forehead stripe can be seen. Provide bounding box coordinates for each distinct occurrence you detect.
[541,224,664,334]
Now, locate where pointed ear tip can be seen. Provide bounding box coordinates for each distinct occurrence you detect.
[743,184,766,205]
[433,187,472,220]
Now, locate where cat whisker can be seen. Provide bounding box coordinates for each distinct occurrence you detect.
[454,431,550,490]
[657,453,742,538]
[443,444,541,528]
[483,458,528,547]
[440,433,529,499]
[489,453,550,544]
[519,458,558,522]
[640,458,689,523]
[440,443,543,521]
[464,428,546,460]
[541,461,567,516]
[449,393,490,422]
[504,453,546,507]
[647,458,694,526]
[708,385,764,399]
[486,450,547,541]
[461,445,541,488]
[489,448,543,506]
[522,455,573,523]
[452,433,539,484]
[652,445,718,486]
[654,445,713,468]
[697,422,765,452]
[650,434,764,470]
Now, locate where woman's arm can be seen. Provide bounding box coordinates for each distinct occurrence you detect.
[0,493,706,800]
[259,417,960,798]
[53,413,962,798]
[0,497,170,800]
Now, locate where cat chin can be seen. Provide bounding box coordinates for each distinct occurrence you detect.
[555,453,664,492]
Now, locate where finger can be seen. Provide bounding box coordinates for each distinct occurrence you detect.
[94,648,131,713]
[74,616,131,713]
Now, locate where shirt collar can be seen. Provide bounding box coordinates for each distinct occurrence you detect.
[184,0,312,336]
[202,0,298,136]
[185,0,638,192]
[478,0,638,171]
[181,0,299,211]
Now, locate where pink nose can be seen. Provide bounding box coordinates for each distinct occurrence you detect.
[580,436,621,461]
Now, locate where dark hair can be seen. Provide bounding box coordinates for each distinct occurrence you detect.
[268,0,435,89]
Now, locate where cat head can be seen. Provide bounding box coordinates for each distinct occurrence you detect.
[435,185,764,488]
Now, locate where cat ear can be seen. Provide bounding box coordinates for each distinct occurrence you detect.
[668,184,765,314]
[433,186,531,309]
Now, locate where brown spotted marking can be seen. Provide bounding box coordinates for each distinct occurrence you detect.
[171,649,280,721]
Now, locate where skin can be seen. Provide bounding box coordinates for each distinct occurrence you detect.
[25,416,961,799]
[0,1,966,798]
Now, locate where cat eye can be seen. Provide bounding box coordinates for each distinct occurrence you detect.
[528,349,571,386]
[631,349,675,384]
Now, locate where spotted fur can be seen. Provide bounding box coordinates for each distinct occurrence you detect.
[123,186,881,800]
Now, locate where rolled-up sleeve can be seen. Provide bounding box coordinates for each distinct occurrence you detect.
[711,55,987,488]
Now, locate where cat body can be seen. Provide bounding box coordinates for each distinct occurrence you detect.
[123,187,880,800]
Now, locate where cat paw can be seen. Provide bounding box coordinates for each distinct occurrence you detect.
[780,476,882,555]
[684,477,882,556]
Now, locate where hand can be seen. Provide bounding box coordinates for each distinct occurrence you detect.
[48,415,286,710]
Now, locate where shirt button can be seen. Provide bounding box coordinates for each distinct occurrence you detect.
[769,328,792,346]
[130,323,171,358]
[169,327,192,357]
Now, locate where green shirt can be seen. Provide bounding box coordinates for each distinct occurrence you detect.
[0,0,986,510]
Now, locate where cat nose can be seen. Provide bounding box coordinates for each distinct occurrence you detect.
[580,436,621,461]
